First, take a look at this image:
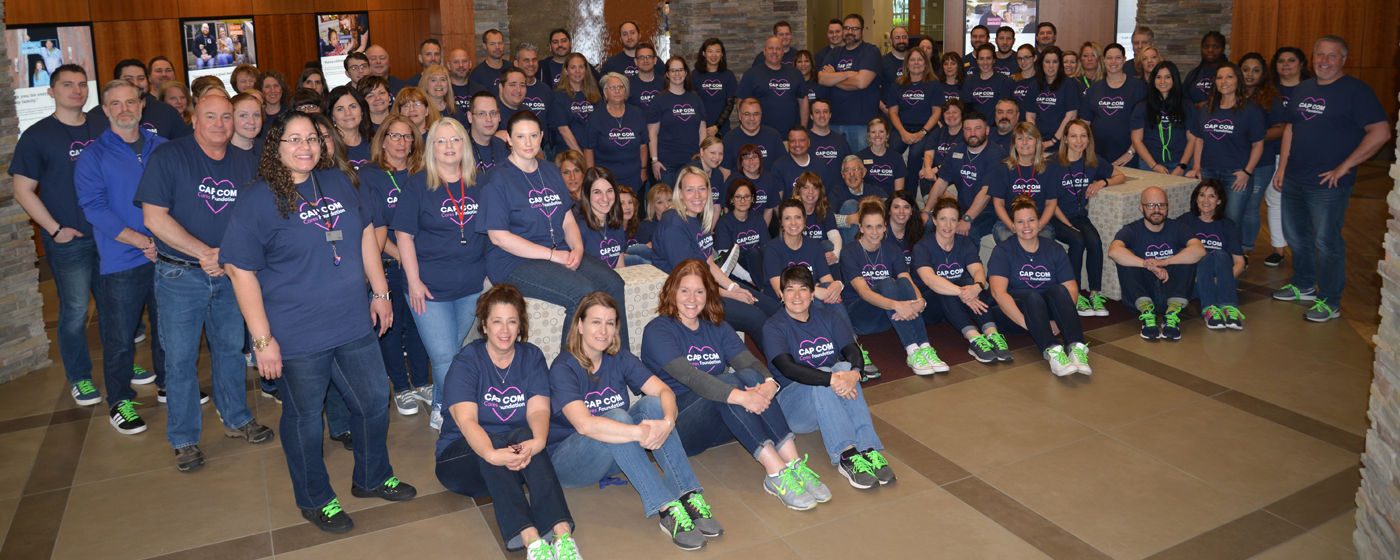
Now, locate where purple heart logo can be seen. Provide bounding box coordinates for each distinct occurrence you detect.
[936,262,961,276]
[1145,243,1172,257]
[674,104,695,121]
[583,387,619,415]
[961,165,977,186]
[1196,79,1212,93]
[861,264,888,278]
[200,177,237,213]
[528,187,560,217]
[68,139,93,161]
[1019,264,1049,288]
[1299,97,1325,120]
[599,238,620,265]
[798,337,833,367]
[1036,93,1056,111]
[570,101,591,118]
[1205,119,1232,140]
[443,195,476,226]
[736,229,759,248]
[1099,97,1124,115]
[524,96,544,108]
[298,197,339,230]
[869,164,892,180]
[688,345,720,372]
[1196,233,1221,251]
[1012,178,1038,195]
[625,66,638,76]
[973,87,993,100]
[486,386,523,421]
[610,127,634,146]
[702,79,722,95]
[1062,172,1087,195]
[770,79,790,96]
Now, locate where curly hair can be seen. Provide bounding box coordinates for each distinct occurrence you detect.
[657,259,726,325]
[257,111,335,219]
[617,184,640,239]
[474,283,530,343]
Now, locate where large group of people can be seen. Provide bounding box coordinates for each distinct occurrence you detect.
[11,12,1389,558]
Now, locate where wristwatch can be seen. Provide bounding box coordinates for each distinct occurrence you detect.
[961,215,972,223]
[371,292,391,301]
[1178,162,1189,170]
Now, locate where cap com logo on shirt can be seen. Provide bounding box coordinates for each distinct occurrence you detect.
[861,263,890,282]
[1097,96,1125,116]
[687,345,723,373]
[768,78,791,96]
[610,127,637,146]
[836,58,855,72]
[299,197,344,229]
[141,122,158,134]
[68,140,93,161]
[1196,233,1223,253]
[787,260,813,273]
[638,90,659,106]
[735,229,761,249]
[1202,119,1235,140]
[441,195,478,226]
[813,145,838,162]
[797,336,836,367]
[804,223,823,240]
[672,104,697,121]
[624,66,639,77]
[523,97,546,113]
[528,186,562,218]
[702,79,724,96]
[1012,178,1040,196]
[1013,84,1030,100]
[960,164,978,186]
[1142,243,1175,260]
[972,87,995,103]
[1061,172,1088,195]
[935,261,965,279]
[584,386,625,416]
[1195,77,1213,94]
[1019,264,1050,288]
[902,89,925,105]
[598,237,621,265]
[869,164,893,182]
[570,101,593,120]
[385,184,400,207]
[199,177,238,213]
[483,385,525,421]
[753,189,769,207]
[1297,97,1325,120]
[1035,92,1058,111]
[696,230,714,258]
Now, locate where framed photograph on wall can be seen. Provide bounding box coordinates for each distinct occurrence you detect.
[180,16,257,94]
[964,0,1039,54]
[5,23,99,135]
[316,13,371,89]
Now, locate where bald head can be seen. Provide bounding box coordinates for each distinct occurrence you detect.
[448,48,472,82]
[1140,186,1168,225]
[192,94,234,148]
[366,45,391,77]
[764,36,786,67]
[1141,186,1166,204]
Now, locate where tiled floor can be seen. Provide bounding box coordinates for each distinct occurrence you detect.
[0,162,1389,560]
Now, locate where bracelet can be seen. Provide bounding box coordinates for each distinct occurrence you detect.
[371,292,390,301]
[48,226,60,236]
[728,282,738,292]
[1243,169,1253,176]
[251,334,273,352]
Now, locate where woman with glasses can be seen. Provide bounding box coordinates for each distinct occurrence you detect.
[391,87,441,141]
[649,56,709,189]
[727,143,782,225]
[585,73,648,191]
[714,177,772,289]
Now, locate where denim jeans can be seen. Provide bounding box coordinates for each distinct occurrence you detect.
[626,243,654,264]
[504,255,628,350]
[324,367,352,438]
[154,259,253,449]
[1053,216,1104,292]
[673,388,735,457]
[551,396,703,517]
[713,368,793,459]
[1218,164,1275,251]
[42,235,104,385]
[992,221,1055,243]
[921,282,1000,335]
[812,281,857,335]
[380,261,430,394]
[838,200,859,246]
[658,161,689,190]
[723,287,777,350]
[438,426,572,550]
[415,293,482,410]
[1008,284,1084,351]
[97,262,165,405]
[844,277,929,347]
[966,213,998,247]
[1116,263,1196,312]
[1280,176,1352,304]
[831,124,869,153]
[276,333,393,511]
[1195,250,1240,308]
[777,364,883,465]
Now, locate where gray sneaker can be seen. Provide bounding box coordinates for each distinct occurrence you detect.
[1305,299,1340,322]
[791,455,832,503]
[412,384,434,404]
[658,501,707,550]
[681,492,723,537]
[762,470,816,511]
[394,390,420,416]
[987,332,1014,362]
[1272,283,1317,302]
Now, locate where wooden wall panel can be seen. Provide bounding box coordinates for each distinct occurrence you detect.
[1360,0,1398,69]
[368,9,430,79]
[1037,0,1115,57]
[6,0,90,25]
[1360,68,1398,129]
[1231,0,1279,62]
[944,0,964,56]
[176,0,252,19]
[1276,0,1367,68]
[90,0,180,22]
[604,0,661,54]
[369,0,428,11]
[250,13,318,84]
[315,0,369,12]
[92,19,184,81]
[251,0,317,16]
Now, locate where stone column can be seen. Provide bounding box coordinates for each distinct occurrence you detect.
[1356,98,1400,559]
[1134,0,1232,75]
[669,0,807,76]
[0,0,54,384]
[474,0,509,60]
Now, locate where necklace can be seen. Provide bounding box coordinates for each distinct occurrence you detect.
[294,171,343,266]
[521,163,558,249]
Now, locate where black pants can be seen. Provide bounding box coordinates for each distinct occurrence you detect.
[435,427,573,551]
[1053,216,1104,292]
[1007,284,1084,351]
[1116,264,1196,313]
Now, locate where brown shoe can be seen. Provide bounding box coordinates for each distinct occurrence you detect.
[225,420,275,444]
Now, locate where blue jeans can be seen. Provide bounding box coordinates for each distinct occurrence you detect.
[673,388,734,457]
[437,426,571,550]
[154,259,253,449]
[711,368,793,459]
[1280,175,1352,304]
[838,200,859,245]
[1195,250,1240,308]
[776,364,883,465]
[415,293,482,410]
[658,161,689,190]
[97,262,165,405]
[276,333,393,511]
[1217,164,1275,251]
[831,124,869,153]
[42,235,104,385]
[1116,263,1196,311]
[922,284,1001,334]
[380,261,430,394]
[551,396,703,517]
[626,243,654,264]
[324,366,352,438]
[992,220,1055,243]
[723,286,777,350]
[1053,216,1104,292]
[844,278,929,347]
[505,255,628,350]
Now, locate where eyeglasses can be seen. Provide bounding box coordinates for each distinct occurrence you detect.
[1018,55,1035,61]
[280,135,320,146]
[740,112,761,118]
[666,68,686,74]
[636,55,656,61]
[400,102,425,109]
[841,167,862,174]
[472,110,500,119]
[348,64,368,71]
[434,136,463,145]
[297,104,319,112]
[1141,203,1168,209]
[603,85,626,91]
[733,194,753,201]
[384,132,413,142]
[843,26,862,31]
[740,153,760,160]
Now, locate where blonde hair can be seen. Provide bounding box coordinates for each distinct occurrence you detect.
[1002,122,1047,174]
[646,183,672,221]
[564,292,623,379]
[671,167,715,227]
[157,80,195,125]
[599,72,629,99]
[697,136,724,162]
[422,117,477,190]
[1078,42,1106,81]
[1053,119,1101,168]
[418,65,455,114]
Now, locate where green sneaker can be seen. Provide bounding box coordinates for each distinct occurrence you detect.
[917,347,948,373]
[1076,295,1094,317]
[1272,283,1316,302]
[71,379,101,406]
[1203,305,1226,329]
[552,532,583,560]
[682,492,722,536]
[1305,299,1340,322]
[859,344,880,379]
[1223,305,1245,330]
[864,449,896,484]
[1069,342,1092,375]
[1161,309,1182,340]
[987,332,1013,362]
[658,501,706,550]
[792,455,832,503]
[763,468,816,510]
[1090,291,1109,316]
[1138,309,1159,340]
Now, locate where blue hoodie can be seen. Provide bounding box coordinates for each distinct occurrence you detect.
[75,127,167,274]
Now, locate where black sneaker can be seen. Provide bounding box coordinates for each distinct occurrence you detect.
[158,389,211,404]
[658,501,707,550]
[302,498,354,534]
[968,335,997,363]
[1138,309,1160,340]
[350,477,417,502]
[260,387,281,403]
[681,491,723,537]
[225,420,275,443]
[1161,310,1182,341]
[329,431,353,451]
[174,445,204,472]
[986,332,1014,362]
[109,400,147,435]
[1243,255,1250,270]
[1264,252,1284,267]
[838,451,879,489]
[863,448,897,485]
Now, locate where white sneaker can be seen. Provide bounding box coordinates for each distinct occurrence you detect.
[1044,346,1076,377]
[429,405,443,431]
[1069,343,1092,375]
[394,390,420,415]
[525,538,553,560]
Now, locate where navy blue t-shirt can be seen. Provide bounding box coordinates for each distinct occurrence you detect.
[627,74,663,110]
[840,237,910,301]
[886,80,941,133]
[651,209,713,273]
[936,141,1007,216]
[1182,65,1215,104]
[469,135,512,181]
[546,349,654,452]
[1284,75,1388,190]
[1194,101,1266,171]
[576,212,627,267]
[722,125,785,171]
[805,209,837,243]
[361,163,411,258]
[437,340,550,456]
[1112,217,1196,261]
[1047,157,1113,221]
[134,137,258,261]
[345,140,372,171]
[729,172,784,212]
[452,82,490,114]
[1130,102,1198,167]
[988,128,1015,152]
[988,237,1075,293]
[761,308,855,387]
[858,146,907,191]
[987,161,1062,219]
[763,236,832,296]
[641,315,748,396]
[735,63,810,134]
[938,80,966,105]
[693,70,737,134]
[964,72,1013,116]
[992,55,1018,77]
[926,125,966,169]
[913,234,981,283]
[1082,78,1146,165]
[600,52,638,78]
[86,93,191,141]
[1258,94,1287,162]
[477,159,572,282]
[821,42,883,126]
[807,129,852,190]
[1012,77,1034,102]
[879,52,906,100]
[828,183,888,217]
[770,153,822,198]
[714,208,771,253]
[1024,80,1081,141]
[10,115,103,237]
[218,171,375,360]
[391,173,487,301]
[1182,214,1243,256]
[468,60,513,88]
[584,103,648,190]
[635,218,659,246]
[648,90,708,164]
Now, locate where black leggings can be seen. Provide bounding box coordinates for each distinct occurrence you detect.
[1007,284,1084,351]
[1053,216,1103,292]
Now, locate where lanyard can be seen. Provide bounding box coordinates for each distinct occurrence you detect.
[444,178,469,244]
[1157,117,1173,164]
[472,138,494,172]
[295,171,343,266]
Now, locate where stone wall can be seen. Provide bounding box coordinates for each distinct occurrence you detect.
[1135,0,1231,76]
[0,0,53,383]
[1356,99,1400,559]
[669,0,807,76]
[474,0,510,59]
